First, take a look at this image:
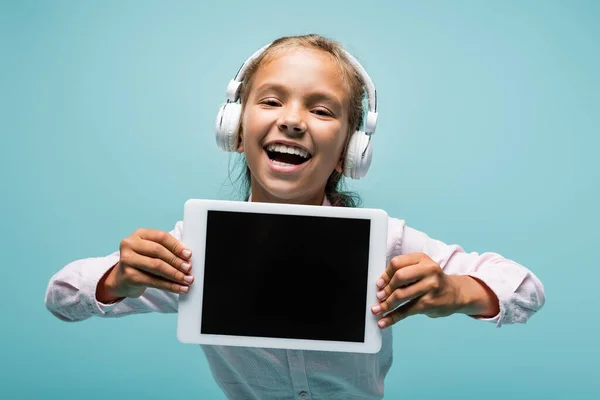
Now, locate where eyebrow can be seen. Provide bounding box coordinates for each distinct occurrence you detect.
[254,82,344,111]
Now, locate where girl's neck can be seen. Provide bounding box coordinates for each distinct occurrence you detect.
[249,183,326,206]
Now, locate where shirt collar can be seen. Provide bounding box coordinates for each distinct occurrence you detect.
[247,194,331,207]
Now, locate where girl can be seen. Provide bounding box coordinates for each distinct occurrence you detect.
[45,34,545,399]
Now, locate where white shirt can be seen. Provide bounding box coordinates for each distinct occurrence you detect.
[44,198,545,399]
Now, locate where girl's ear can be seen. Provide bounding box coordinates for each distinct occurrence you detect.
[334,157,343,173]
[335,131,351,173]
[236,107,246,153]
[236,127,244,153]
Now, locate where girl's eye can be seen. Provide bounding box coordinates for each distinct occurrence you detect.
[262,99,280,107]
[313,108,333,117]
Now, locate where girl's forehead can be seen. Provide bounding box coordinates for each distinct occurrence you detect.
[260,47,340,74]
[252,47,349,94]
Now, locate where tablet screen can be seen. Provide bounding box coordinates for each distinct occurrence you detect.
[200,210,372,343]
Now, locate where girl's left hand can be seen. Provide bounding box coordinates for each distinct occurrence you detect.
[370,253,493,328]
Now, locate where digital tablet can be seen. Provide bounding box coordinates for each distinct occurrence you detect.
[177,199,388,354]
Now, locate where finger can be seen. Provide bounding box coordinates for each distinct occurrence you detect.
[121,251,194,287]
[377,253,428,289]
[376,264,428,301]
[126,267,190,294]
[136,228,192,261]
[131,235,192,274]
[377,298,423,329]
[372,278,429,315]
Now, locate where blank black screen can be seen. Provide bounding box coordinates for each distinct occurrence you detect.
[200,210,371,343]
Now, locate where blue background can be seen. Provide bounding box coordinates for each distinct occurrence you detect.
[2,0,598,398]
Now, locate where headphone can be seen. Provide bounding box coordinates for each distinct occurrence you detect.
[215,43,378,179]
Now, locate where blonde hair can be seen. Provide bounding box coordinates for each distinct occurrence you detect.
[231,34,367,207]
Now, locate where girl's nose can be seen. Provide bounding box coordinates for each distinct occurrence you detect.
[277,109,307,136]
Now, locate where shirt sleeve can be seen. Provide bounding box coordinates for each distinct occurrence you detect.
[44,221,184,322]
[387,217,545,327]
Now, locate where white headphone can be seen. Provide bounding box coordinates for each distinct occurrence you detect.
[215,43,378,179]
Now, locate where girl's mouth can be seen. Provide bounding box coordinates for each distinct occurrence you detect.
[264,142,312,173]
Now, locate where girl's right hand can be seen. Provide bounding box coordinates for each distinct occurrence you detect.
[96,228,194,302]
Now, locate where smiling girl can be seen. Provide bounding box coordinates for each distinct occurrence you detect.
[45,34,545,399]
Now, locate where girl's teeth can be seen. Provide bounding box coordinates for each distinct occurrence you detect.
[266,143,309,158]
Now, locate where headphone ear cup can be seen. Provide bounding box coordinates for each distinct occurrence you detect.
[215,103,242,152]
[343,131,373,179]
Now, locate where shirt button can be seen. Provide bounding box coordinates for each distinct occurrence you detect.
[298,391,308,399]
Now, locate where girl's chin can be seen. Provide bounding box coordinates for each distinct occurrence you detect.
[251,179,320,204]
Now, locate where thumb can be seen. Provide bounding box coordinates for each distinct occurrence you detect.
[380,298,422,328]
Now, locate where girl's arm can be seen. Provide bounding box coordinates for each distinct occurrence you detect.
[387,218,545,327]
[44,221,184,322]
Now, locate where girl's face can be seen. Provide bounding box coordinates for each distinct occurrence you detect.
[238,47,350,205]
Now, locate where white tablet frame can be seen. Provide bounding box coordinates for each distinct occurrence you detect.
[177,199,388,354]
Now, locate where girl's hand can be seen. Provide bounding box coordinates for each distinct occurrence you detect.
[370,253,499,328]
[96,228,194,302]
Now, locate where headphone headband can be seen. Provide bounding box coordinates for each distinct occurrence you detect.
[225,42,378,135]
